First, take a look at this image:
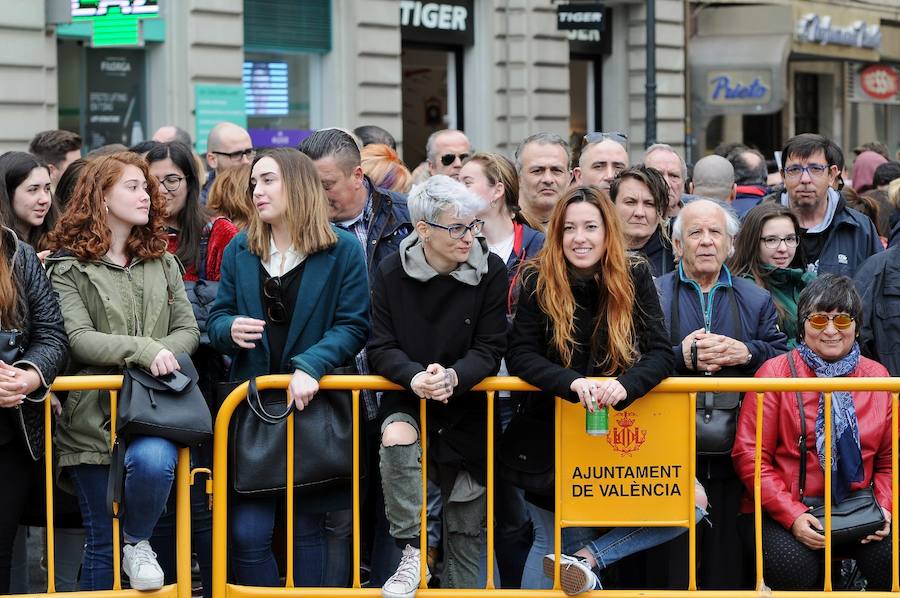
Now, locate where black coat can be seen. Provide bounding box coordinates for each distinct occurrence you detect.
[854,245,900,376]
[367,250,508,482]
[505,260,674,509]
[507,260,673,408]
[0,228,68,459]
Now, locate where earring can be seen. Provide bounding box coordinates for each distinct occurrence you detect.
[105,204,109,214]
[490,200,497,208]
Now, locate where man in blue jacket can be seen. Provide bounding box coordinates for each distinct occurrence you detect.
[779,134,882,276]
[656,198,787,591]
[300,128,414,587]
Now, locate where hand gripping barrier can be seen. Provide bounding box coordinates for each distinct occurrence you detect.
[35,375,900,598]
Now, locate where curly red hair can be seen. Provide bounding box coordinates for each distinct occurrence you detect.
[48,152,168,261]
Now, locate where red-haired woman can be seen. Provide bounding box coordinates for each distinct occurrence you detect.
[507,186,676,593]
[46,152,199,592]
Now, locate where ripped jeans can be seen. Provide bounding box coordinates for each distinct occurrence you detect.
[379,412,486,588]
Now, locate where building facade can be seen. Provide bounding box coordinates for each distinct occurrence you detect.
[689,0,900,161]
[0,0,689,165]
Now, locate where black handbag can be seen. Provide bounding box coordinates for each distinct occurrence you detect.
[117,352,212,446]
[497,396,554,496]
[789,351,886,544]
[670,277,744,456]
[229,367,365,496]
[108,352,212,516]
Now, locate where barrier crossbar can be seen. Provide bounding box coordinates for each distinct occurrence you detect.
[36,375,197,598]
[30,375,900,598]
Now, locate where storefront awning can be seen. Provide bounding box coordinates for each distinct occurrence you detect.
[689,34,790,117]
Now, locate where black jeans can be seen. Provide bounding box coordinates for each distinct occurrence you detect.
[0,440,39,594]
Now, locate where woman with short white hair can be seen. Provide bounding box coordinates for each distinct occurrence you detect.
[368,175,508,598]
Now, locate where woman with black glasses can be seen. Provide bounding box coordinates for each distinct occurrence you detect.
[727,203,814,348]
[368,175,507,598]
[207,148,369,587]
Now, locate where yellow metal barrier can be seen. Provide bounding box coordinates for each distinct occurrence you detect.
[26,374,900,598]
[210,375,900,598]
[35,375,198,598]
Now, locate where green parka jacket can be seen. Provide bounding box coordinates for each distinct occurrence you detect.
[46,252,199,469]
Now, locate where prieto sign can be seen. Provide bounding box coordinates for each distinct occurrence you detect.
[706,70,773,106]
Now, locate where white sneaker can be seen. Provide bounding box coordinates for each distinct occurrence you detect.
[382,544,431,598]
[543,553,601,595]
[123,540,165,591]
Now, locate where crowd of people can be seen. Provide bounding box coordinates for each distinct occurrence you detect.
[0,122,900,598]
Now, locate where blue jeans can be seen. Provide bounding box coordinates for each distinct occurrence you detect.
[323,510,351,586]
[521,502,705,589]
[68,436,178,590]
[229,495,326,587]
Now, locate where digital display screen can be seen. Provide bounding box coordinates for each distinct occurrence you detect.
[243,61,289,117]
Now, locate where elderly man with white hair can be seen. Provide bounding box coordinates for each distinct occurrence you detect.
[689,155,736,203]
[368,175,508,598]
[655,198,787,590]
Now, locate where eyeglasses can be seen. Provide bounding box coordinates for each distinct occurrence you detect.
[263,276,287,324]
[440,153,469,167]
[211,148,256,161]
[583,131,629,147]
[425,219,484,239]
[759,234,800,249]
[783,164,830,179]
[157,175,184,193]
[806,313,855,331]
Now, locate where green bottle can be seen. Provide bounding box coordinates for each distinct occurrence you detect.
[586,401,608,436]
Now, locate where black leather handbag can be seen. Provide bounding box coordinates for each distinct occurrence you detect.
[108,352,212,516]
[497,396,554,496]
[670,278,744,456]
[229,367,364,496]
[117,352,212,446]
[789,352,886,544]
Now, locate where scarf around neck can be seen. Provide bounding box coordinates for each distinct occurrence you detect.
[796,341,864,504]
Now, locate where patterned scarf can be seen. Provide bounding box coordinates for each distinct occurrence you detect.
[796,342,864,504]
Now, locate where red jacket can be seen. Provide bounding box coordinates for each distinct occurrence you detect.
[732,350,893,530]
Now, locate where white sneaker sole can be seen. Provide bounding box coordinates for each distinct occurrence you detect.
[123,568,164,591]
[543,555,593,596]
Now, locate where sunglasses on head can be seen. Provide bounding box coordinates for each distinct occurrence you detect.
[263,276,287,324]
[583,131,629,147]
[806,313,854,331]
[440,153,469,166]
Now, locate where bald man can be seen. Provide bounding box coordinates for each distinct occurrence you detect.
[206,122,254,173]
[426,129,472,179]
[689,155,736,203]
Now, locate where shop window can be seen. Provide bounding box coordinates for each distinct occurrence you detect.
[244,52,316,135]
[850,102,899,163]
[742,111,782,159]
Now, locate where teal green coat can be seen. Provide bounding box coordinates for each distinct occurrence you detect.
[745,266,815,348]
[206,228,369,382]
[47,253,200,468]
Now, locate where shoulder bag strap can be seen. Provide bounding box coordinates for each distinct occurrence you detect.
[245,377,292,424]
[787,350,807,498]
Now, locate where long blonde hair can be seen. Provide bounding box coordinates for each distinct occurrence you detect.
[246,148,337,260]
[527,186,637,373]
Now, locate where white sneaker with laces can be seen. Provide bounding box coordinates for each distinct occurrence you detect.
[543,553,601,595]
[123,540,165,591]
[382,544,431,598]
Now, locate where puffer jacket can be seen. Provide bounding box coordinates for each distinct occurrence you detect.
[0,227,68,460]
[732,350,892,530]
[854,245,900,376]
[46,252,199,469]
